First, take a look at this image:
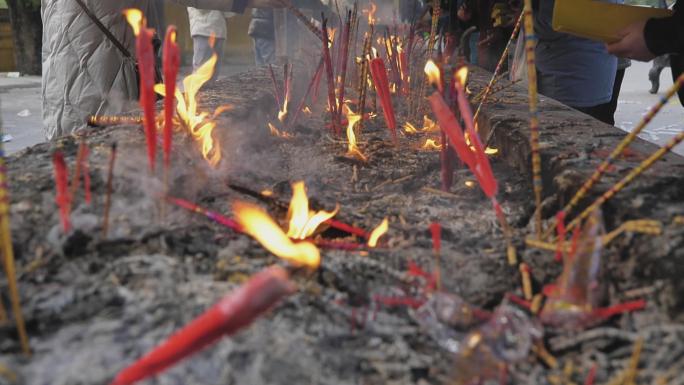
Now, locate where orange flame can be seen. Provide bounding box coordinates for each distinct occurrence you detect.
[404,122,419,135]
[365,1,378,25]
[123,9,143,36]
[422,139,442,150]
[465,181,476,188]
[456,67,469,87]
[424,60,442,91]
[485,147,499,155]
[233,201,320,269]
[368,218,389,247]
[268,123,293,139]
[154,54,221,167]
[342,105,368,161]
[423,115,439,132]
[287,181,339,240]
[302,106,312,115]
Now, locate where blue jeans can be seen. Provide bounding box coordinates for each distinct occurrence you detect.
[253,38,276,66]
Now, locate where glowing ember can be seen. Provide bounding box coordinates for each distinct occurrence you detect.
[368,217,389,247]
[423,115,439,132]
[233,201,320,269]
[422,139,442,150]
[261,189,274,197]
[154,54,222,167]
[485,147,499,155]
[465,181,476,188]
[342,105,368,161]
[286,181,339,240]
[404,122,419,135]
[302,106,312,115]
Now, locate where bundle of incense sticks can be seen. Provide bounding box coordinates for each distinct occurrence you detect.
[162,26,180,172]
[357,25,374,131]
[545,72,684,239]
[522,0,543,239]
[0,132,30,355]
[412,1,441,123]
[336,11,353,116]
[473,12,523,123]
[322,17,341,135]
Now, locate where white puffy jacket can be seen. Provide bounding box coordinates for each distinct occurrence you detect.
[187,8,228,38]
[41,0,239,140]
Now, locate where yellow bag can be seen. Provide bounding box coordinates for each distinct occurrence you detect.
[552,0,672,43]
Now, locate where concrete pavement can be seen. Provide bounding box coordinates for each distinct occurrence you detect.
[615,60,684,156]
[0,75,44,155]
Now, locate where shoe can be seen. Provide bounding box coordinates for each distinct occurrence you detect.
[649,79,659,94]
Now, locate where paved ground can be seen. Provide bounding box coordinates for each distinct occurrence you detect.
[0,60,682,156]
[615,60,684,155]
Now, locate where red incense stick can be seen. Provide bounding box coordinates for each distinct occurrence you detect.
[110,266,296,385]
[52,152,71,232]
[336,11,352,116]
[162,26,180,170]
[289,58,325,128]
[368,57,397,141]
[132,14,158,173]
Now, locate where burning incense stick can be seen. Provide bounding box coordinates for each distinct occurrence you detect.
[337,11,352,116]
[566,130,684,233]
[473,12,523,123]
[52,152,71,233]
[268,64,283,111]
[545,72,684,239]
[275,0,325,42]
[124,9,158,173]
[289,58,324,128]
[111,266,296,385]
[167,196,242,232]
[522,0,543,239]
[322,17,341,135]
[69,138,88,206]
[102,143,117,238]
[357,25,374,131]
[162,26,180,172]
[0,133,30,355]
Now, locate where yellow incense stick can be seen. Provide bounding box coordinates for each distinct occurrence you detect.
[0,141,30,355]
[544,72,684,240]
[473,12,523,123]
[567,130,684,232]
[523,0,543,239]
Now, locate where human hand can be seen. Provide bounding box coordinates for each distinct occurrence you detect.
[606,20,656,62]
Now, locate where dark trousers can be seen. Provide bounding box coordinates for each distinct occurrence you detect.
[574,68,625,126]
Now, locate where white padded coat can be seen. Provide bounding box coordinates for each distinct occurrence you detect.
[41,0,238,139]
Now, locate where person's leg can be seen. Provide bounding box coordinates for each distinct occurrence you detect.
[192,35,213,72]
[254,38,276,66]
[649,55,667,94]
[608,68,626,125]
[574,102,614,126]
[212,38,225,81]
